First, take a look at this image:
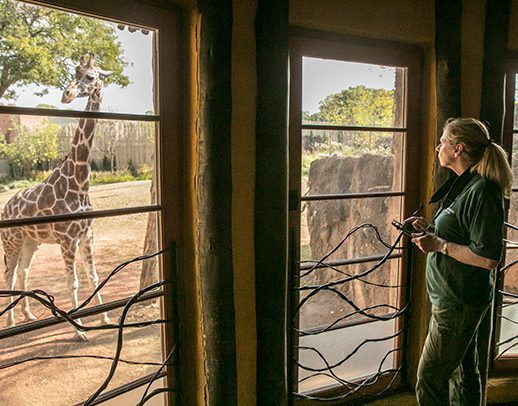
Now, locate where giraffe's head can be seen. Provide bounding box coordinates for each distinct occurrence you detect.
[61,53,113,104]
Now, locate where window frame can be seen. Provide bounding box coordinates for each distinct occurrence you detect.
[0,0,183,403]
[492,53,518,373]
[288,28,423,402]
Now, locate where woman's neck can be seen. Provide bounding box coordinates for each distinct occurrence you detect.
[450,159,471,176]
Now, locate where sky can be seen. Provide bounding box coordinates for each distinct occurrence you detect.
[303,57,397,114]
[8,22,155,115]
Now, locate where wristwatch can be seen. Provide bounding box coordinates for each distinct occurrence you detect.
[440,241,449,256]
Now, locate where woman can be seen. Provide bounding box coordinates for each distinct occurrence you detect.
[406,118,513,406]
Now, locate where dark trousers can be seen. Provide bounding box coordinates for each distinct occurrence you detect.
[416,303,489,406]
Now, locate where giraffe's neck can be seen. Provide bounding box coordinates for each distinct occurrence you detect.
[65,94,102,190]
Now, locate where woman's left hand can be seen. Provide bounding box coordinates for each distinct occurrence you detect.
[411,233,441,253]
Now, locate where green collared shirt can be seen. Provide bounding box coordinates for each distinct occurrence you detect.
[426,173,503,307]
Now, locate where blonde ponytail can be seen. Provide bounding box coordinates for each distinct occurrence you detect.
[472,142,513,198]
[444,118,513,198]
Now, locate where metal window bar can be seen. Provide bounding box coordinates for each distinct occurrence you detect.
[302,191,404,202]
[0,105,159,123]
[0,205,160,228]
[301,124,407,133]
[0,289,162,340]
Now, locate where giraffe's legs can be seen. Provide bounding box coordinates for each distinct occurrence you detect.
[3,247,21,327]
[2,229,26,327]
[18,239,39,322]
[60,238,88,341]
[79,232,110,325]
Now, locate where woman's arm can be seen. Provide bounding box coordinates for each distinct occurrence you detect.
[411,233,498,270]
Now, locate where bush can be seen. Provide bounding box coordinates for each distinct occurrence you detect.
[0,119,60,179]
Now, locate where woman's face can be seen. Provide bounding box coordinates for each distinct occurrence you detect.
[436,131,457,169]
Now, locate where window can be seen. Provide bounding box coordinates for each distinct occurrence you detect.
[495,56,518,370]
[0,1,181,404]
[289,31,422,401]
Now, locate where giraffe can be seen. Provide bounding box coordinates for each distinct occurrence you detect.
[1,53,112,341]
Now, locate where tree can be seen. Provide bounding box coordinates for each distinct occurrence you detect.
[0,0,129,101]
[0,119,60,178]
[309,85,394,126]
[303,86,395,155]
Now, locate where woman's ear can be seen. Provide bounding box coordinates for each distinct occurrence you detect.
[454,143,464,156]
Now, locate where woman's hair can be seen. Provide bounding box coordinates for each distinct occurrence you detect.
[443,117,513,198]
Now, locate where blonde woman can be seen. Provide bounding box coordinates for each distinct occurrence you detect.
[406,118,513,406]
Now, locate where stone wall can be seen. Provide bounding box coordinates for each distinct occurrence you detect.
[302,154,399,329]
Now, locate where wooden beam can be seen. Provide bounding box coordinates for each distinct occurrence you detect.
[255,0,289,404]
[480,0,511,142]
[435,0,462,142]
[197,0,237,404]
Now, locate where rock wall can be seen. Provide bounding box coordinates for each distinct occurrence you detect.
[302,155,399,328]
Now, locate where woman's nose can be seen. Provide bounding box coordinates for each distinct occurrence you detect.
[435,144,440,152]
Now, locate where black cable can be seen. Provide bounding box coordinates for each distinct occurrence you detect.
[298,223,400,280]
[294,231,403,314]
[295,323,407,373]
[137,344,176,406]
[300,260,404,288]
[84,280,166,406]
[0,354,164,371]
[139,388,176,405]
[295,303,402,336]
[70,246,171,315]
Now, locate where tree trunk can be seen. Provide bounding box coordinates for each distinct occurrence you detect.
[139,169,158,289]
[0,85,7,101]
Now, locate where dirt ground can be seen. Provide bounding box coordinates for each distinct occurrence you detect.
[0,180,167,406]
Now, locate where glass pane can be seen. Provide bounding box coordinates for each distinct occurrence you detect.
[297,319,397,393]
[0,1,156,115]
[302,57,406,128]
[500,193,518,356]
[0,114,156,221]
[297,259,401,331]
[301,130,404,194]
[0,211,160,328]
[0,298,165,405]
[301,196,403,263]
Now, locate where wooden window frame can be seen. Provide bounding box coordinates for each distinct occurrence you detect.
[0,0,183,403]
[288,27,422,402]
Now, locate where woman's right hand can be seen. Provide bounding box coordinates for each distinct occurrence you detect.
[404,216,430,233]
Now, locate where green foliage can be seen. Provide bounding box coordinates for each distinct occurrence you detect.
[0,0,129,100]
[303,85,396,157]
[0,119,60,178]
[90,168,152,185]
[308,85,394,126]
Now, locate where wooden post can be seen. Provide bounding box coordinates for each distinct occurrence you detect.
[255,0,289,404]
[197,0,237,404]
[480,0,511,142]
[435,0,462,188]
